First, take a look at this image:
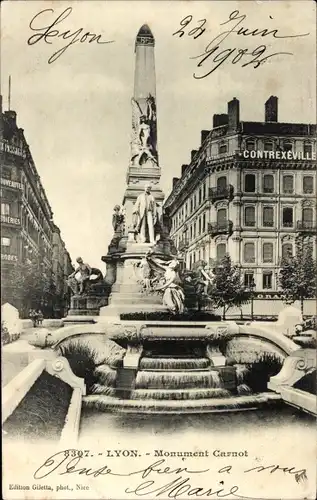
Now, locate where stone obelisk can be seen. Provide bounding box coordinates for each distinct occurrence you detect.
[100,25,174,319]
[123,24,164,230]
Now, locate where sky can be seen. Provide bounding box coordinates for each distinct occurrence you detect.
[1,0,316,271]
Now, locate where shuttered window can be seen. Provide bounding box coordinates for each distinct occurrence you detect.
[262,242,273,263]
[244,243,255,263]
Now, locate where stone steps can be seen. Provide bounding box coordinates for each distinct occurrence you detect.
[131,387,231,400]
[82,392,282,414]
[135,369,222,389]
[139,357,210,370]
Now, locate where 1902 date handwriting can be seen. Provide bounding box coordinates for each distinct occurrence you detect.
[27,7,114,64]
[32,450,308,499]
[173,10,310,78]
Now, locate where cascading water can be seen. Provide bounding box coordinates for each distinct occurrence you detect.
[68,323,284,413]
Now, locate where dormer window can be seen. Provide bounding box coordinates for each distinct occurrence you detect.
[283,141,293,152]
[218,142,227,154]
[264,140,274,151]
[246,139,256,151]
[304,142,313,156]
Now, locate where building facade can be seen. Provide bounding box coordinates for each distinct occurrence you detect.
[0,96,74,316]
[52,224,73,317]
[164,96,316,294]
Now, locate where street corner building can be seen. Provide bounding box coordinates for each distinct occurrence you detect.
[0,95,74,318]
[164,96,316,298]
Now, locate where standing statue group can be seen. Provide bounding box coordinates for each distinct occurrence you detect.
[131,94,158,167]
[137,250,185,315]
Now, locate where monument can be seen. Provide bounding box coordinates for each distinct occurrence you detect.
[101,24,177,319]
[56,25,308,416]
[66,257,108,320]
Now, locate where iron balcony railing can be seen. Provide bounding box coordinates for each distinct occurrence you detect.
[178,238,189,251]
[209,185,234,203]
[208,220,233,236]
[297,221,317,232]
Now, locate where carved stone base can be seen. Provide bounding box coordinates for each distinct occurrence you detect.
[67,288,109,319]
[100,243,175,317]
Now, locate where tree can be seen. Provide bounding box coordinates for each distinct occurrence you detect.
[2,260,56,318]
[207,254,251,319]
[279,235,317,315]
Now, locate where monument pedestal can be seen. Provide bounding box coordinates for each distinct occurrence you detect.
[100,241,174,319]
[64,282,110,324]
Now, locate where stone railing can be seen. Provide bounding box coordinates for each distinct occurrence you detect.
[2,356,85,445]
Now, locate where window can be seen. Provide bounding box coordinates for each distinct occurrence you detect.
[262,242,273,263]
[217,208,227,226]
[304,142,313,156]
[217,176,227,191]
[283,141,293,152]
[202,213,206,233]
[244,242,255,263]
[198,217,202,235]
[263,272,273,289]
[263,206,274,227]
[282,243,293,259]
[246,139,255,151]
[282,175,294,194]
[1,203,10,215]
[244,174,256,192]
[263,174,274,193]
[190,225,193,240]
[264,140,273,151]
[244,272,254,288]
[202,183,206,200]
[1,237,11,247]
[282,207,293,227]
[216,243,226,262]
[199,188,202,205]
[302,208,313,228]
[218,143,227,154]
[303,176,314,194]
[1,167,11,180]
[190,199,193,213]
[244,206,256,226]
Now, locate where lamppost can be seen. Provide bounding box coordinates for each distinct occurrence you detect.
[250,278,256,321]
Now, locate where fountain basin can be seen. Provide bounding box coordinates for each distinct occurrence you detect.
[82,392,281,414]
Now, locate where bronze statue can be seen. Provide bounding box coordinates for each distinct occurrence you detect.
[67,257,103,295]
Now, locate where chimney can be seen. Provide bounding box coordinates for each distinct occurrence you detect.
[181,164,188,175]
[191,149,198,161]
[4,110,17,126]
[265,96,278,122]
[173,177,179,188]
[201,130,209,144]
[213,114,228,128]
[228,97,240,131]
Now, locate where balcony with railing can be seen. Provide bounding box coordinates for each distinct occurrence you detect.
[209,185,234,203]
[178,238,189,252]
[297,221,317,233]
[208,220,233,237]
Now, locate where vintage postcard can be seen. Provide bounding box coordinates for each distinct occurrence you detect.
[1,0,316,499]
